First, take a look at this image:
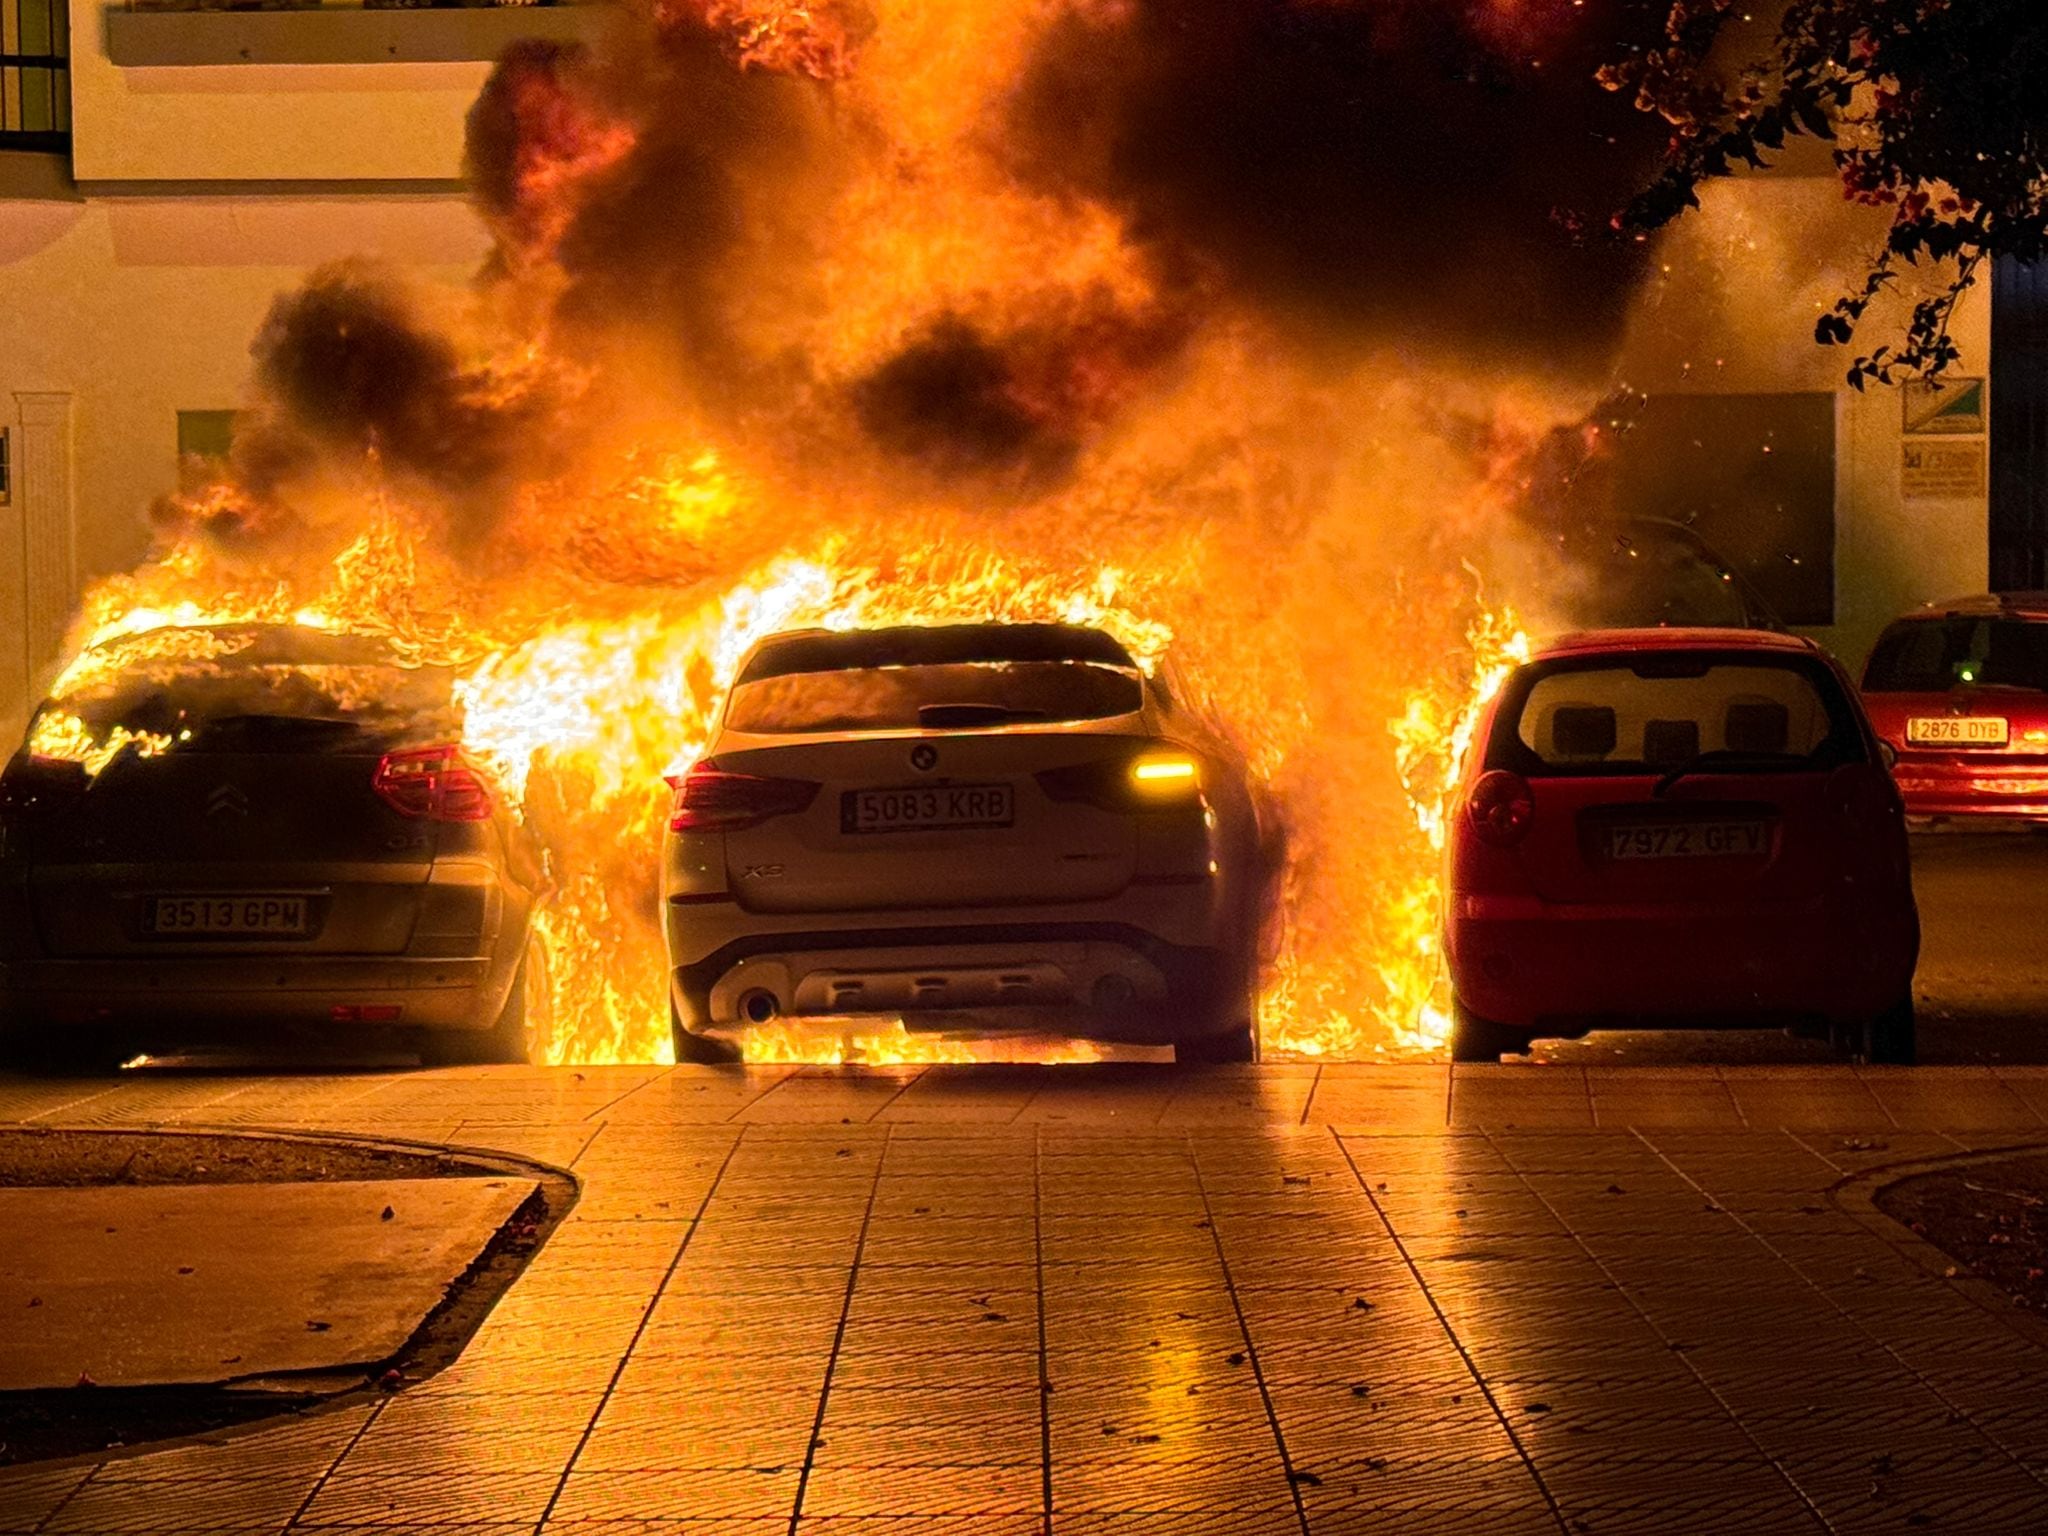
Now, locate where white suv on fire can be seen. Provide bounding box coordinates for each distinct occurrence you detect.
[660,623,1265,1063]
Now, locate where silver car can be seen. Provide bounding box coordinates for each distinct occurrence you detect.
[661,623,1266,1063]
[0,624,548,1070]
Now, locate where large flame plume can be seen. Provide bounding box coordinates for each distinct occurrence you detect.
[28,0,1661,1063]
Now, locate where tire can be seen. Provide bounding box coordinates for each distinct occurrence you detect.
[670,1001,742,1065]
[1450,999,1524,1064]
[1174,1022,1257,1065]
[421,932,543,1067]
[0,1033,132,1075]
[1864,994,1918,1066]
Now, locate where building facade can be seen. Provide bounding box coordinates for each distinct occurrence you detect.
[0,3,2012,739]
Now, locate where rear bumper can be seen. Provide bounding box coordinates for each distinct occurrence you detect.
[1447,897,1917,1033]
[1892,761,2048,820]
[670,922,1248,1047]
[0,956,496,1034]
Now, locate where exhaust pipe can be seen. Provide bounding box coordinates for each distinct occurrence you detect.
[737,988,781,1025]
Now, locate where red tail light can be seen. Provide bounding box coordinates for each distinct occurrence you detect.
[374,745,493,822]
[668,760,819,832]
[0,754,89,815]
[1467,770,1534,847]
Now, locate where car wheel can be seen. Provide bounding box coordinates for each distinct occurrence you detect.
[421,932,543,1068]
[1174,1022,1257,1066]
[1450,999,1523,1064]
[1865,994,1918,1066]
[670,1001,743,1066]
[0,1033,132,1076]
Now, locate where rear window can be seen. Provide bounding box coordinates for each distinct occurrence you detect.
[1487,653,1864,778]
[46,628,458,750]
[726,660,1144,735]
[1864,617,2048,693]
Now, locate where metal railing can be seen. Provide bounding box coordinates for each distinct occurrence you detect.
[1,0,66,149]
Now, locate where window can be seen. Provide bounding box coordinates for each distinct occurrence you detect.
[1488,653,1864,778]
[1612,393,1838,626]
[727,662,1145,735]
[1864,618,2048,694]
[1,0,68,149]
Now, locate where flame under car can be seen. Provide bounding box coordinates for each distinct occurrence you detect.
[0,625,549,1071]
[1445,628,1919,1064]
[661,623,1264,1063]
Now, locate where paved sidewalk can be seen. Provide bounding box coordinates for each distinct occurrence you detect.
[4,1062,2048,1534]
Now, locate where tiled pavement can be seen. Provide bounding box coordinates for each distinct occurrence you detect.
[5,1062,2048,1534]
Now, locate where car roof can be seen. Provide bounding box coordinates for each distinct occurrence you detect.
[1535,626,1819,661]
[738,622,1138,684]
[1893,593,2048,621]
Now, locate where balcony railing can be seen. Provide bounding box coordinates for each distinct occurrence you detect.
[1,0,67,150]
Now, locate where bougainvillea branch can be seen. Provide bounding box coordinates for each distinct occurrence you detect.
[1605,0,2048,385]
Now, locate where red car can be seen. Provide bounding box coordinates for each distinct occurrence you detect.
[1860,594,2048,822]
[1445,628,1918,1063]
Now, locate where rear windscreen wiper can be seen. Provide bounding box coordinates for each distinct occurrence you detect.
[917,704,1048,728]
[1653,749,1806,798]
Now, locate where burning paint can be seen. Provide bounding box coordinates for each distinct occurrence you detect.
[24,0,1623,1064]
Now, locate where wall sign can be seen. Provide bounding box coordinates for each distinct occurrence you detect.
[1902,439,1987,500]
[1903,377,1986,435]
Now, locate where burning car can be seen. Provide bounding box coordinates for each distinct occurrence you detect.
[1445,628,1918,1064]
[661,622,1265,1063]
[0,624,549,1071]
[1860,594,2048,823]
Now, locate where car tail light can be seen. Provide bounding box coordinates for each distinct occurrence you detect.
[1467,770,1534,847]
[0,753,89,815]
[667,760,820,832]
[374,746,493,822]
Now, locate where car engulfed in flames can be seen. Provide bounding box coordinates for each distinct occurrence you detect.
[0,0,1639,1065]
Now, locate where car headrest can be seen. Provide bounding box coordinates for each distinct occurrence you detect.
[1724,697,1790,755]
[1643,719,1701,767]
[1549,704,1617,760]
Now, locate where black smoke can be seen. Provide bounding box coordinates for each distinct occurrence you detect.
[1008,0,1671,374]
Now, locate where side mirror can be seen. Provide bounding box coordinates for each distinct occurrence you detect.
[1878,740,1899,772]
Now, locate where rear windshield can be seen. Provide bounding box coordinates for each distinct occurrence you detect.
[1864,617,2048,693]
[1487,654,1864,778]
[1570,533,1754,630]
[725,660,1144,735]
[46,630,458,750]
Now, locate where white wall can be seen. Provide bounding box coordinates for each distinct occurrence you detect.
[0,192,489,738]
[69,0,491,182]
[1618,174,1992,672]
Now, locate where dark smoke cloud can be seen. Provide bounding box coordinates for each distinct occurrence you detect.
[1008,0,1670,375]
[849,297,1191,490]
[152,260,572,552]
[466,22,831,392]
[250,261,566,506]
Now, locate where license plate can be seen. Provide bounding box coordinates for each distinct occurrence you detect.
[843,783,1015,834]
[1907,716,2009,747]
[144,894,311,938]
[1603,821,1770,861]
